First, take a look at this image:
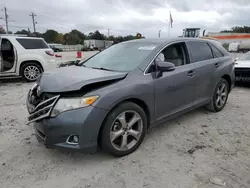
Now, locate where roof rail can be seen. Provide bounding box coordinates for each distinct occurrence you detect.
[0,34,28,37]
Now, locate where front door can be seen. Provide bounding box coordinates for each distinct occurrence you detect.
[0,38,17,74]
[153,42,197,121]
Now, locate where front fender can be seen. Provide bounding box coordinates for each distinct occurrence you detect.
[90,74,155,121]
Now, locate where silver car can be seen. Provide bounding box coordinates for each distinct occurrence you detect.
[26,38,235,157]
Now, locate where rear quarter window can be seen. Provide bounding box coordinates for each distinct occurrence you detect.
[188,41,213,62]
[16,38,49,49]
[210,40,230,56]
[209,44,224,58]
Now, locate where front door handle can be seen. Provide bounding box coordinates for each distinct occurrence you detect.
[187,70,195,77]
[215,63,219,68]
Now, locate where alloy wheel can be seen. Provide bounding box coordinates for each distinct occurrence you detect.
[24,65,41,81]
[215,82,228,109]
[110,110,143,151]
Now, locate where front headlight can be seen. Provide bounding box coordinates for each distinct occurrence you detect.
[51,95,99,117]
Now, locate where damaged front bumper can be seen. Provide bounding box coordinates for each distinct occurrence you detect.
[26,88,109,152]
[32,105,109,152]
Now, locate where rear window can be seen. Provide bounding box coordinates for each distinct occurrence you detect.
[16,38,49,49]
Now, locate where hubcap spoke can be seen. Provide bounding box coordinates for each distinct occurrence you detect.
[220,84,225,93]
[128,129,140,140]
[117,113,128,128]
[127,114,141,129]
[220,96,226,104]
[216,96,221,106]
[221,92,226,97]
[110,129,124,142]
[121,134,128,149]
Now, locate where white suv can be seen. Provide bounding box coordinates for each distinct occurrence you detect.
[0,35,56,82]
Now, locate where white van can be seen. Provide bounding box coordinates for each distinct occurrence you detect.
[0,35,56,82]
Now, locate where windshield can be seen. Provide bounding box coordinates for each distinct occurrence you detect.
[238,51,250,61]
[82,42,157,72]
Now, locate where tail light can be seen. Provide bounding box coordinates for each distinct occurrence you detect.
[55,54,62,58]
[45,50,54,56]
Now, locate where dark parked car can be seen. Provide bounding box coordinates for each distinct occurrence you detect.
[49,45,62,52]
[26,38,235,157]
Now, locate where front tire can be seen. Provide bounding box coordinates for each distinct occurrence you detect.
[100,102,147,157]
[206,78,229,112]
[20,62,43,82]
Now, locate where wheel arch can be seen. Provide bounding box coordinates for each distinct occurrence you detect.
[97,98,151,145]
[19,60,44,75]
[221,74,232,92]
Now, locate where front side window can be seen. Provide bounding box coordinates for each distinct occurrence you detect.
[154,42,189,67]
[188,41,213,62]
[83,42,157,72]
[16,38,49,49]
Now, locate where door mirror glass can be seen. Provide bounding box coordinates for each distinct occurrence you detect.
[156,61,175,72]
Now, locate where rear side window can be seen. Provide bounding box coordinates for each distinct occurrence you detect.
[16,38,49,49]
[188,41,213,62]
[209,44,224,58]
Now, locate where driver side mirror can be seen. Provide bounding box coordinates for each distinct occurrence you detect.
[156,61,175,72]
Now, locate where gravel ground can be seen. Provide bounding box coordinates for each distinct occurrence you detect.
[0,80,250,188]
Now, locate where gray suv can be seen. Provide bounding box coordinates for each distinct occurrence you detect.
[26,38,235,157]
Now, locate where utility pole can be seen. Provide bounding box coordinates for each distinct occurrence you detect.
[29,12,37,33]
[107,29,110,38]
[3,7,9,34]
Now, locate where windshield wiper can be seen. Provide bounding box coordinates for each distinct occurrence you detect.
[90,67,115,71]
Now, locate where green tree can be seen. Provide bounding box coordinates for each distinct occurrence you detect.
[221,26,250,33]
[88,30,105,40]
[55,33,65,44]
[64,30,86,44]
[15,29,33,36]
[43,29,59,43]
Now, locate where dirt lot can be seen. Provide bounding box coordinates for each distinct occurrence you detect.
[0,80,250,188]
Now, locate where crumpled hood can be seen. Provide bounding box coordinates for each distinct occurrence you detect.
[37,66,127,93]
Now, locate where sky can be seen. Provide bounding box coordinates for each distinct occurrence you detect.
[0,0,250,38]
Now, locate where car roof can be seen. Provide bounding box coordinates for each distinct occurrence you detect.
[0,35,44,40]
[122,37,217,46]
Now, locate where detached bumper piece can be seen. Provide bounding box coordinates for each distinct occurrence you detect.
[235,68,250,82]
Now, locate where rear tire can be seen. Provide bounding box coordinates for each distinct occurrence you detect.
[205,78,229,112]
[20,62,43,82]
[100,102,147,157]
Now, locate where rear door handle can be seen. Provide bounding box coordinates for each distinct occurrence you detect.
[215,63,219,68]
[187,70,195,77]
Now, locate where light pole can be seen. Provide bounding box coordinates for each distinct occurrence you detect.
[158,30,161,38]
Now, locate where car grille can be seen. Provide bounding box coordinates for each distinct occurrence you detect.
[27,88,59,124]
[234,68,250,81]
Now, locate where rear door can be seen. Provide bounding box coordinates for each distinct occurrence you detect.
[186,41,220,104]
